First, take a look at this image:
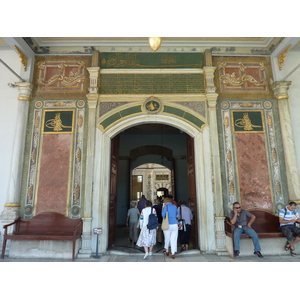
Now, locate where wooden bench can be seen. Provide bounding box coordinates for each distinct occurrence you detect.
[1,212,82,261]
[225,209,287,257]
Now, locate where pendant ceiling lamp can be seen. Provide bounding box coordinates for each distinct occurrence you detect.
[148,37,162,51]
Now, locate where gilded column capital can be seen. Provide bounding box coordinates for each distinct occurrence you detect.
[203,66,217,94]
[86,94,98,109]
[87,67,100,94]
[14,82,33,101]
[272,81,292,100]
[206,94,218,107]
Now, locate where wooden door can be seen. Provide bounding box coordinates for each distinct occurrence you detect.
[108,135,120,247]
[186,134,199,249]
[171,158,175,199]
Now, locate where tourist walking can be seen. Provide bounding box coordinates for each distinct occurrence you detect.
[162,197,179,259]
[136,200,158,259]
[126,201,140,245]
[177,199,193,252]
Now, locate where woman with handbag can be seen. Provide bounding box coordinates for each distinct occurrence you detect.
[161,196,179,259]
[177,199,193,252]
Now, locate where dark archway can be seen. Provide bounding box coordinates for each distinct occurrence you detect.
[108,123,198,252]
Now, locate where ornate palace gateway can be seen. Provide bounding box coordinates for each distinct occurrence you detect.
[1,37,300,259]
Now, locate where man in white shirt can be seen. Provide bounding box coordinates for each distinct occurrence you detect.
[279,201,300,257]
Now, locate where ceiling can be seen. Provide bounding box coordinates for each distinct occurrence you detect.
[1,37,296,56]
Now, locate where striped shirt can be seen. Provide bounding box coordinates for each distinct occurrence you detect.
[279,206,299,226]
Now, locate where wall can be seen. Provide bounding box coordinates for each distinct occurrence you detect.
[0,49,21,211]
[279,50,300,174]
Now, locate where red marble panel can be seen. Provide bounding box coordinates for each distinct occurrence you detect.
[235,133,273,210]
[36,134,72,214]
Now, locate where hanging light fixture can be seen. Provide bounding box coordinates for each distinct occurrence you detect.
[148,37,162,51]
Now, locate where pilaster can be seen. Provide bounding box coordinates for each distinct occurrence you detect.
[204,67,223,216]
[215,216,227,254]
[0,82,32,255]
[78,67,100,258]
[272,81,300,202]
[204,65,227,254]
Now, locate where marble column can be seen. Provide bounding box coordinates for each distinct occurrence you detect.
[204,65,227,254]
[0,82,32,252]
[77,67,100,258]
[272,81,300,201]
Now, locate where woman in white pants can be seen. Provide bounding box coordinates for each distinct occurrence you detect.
[162,197,179,259]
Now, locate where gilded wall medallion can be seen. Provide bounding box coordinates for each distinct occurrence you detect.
[143,96,162,114]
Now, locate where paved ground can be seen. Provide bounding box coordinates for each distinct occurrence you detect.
[1,249,300,262]
[2,226,299,263]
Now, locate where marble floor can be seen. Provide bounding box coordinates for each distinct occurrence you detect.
[2,226,299,262]
[108,226,192,254]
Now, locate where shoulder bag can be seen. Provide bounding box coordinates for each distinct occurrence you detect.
[161,205,169,230]
[178,206,186,231]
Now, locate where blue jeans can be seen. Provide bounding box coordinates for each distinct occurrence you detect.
[233,227,261,251]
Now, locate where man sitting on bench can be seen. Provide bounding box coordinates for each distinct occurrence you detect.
[279,201,300,257]
[230,202,264,258]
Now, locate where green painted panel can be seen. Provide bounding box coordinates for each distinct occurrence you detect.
[43,110,74,133]
[100,112,122,129]
[163,106,185,117]
[232,111,264,132]
[100,106,142,129]
[100,52,204,69]
[100,74,205,94]
[183,111,205,128]
[120,106,142,117]
[100,105,206,131]
[163,105,205,129]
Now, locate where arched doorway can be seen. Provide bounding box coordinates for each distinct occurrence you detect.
[91,114,215,254]
[157,187,168,198]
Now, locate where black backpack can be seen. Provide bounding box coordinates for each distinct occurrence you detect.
[147,207,158,231]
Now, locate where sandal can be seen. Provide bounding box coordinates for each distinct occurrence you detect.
[163,250,169,256]
[285,241,291,251]
[290,247,296,257]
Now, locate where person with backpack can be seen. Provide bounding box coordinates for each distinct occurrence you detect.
[136,200,158,259]
[279,201,300,257]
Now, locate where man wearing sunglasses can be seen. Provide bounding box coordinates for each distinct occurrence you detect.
[230,202,263,258]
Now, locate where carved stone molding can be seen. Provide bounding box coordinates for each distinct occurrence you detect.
[278,44,292,70]
[272,81,291,99]
[13,45,27,71]
[87,67,100,94]
[15,82,33,101]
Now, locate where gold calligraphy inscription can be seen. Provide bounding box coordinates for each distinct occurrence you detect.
[45,113,72,132]
[156,174,169,180]
[37,61,85,91]
[217,62,267,92]
[234,113,262,131]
